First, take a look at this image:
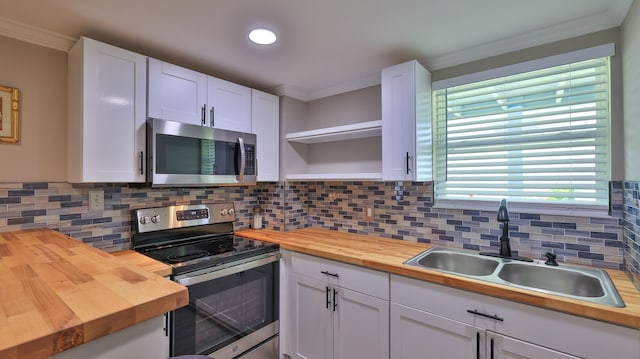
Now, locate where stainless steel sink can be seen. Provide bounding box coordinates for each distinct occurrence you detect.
[404,247,625,307]
[406,248,500,277]
[497,262,608,298]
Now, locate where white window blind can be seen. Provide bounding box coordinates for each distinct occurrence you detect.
[432,57,611,207]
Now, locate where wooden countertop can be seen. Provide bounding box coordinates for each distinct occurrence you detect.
[0,229,188,359]
[236,228,640,329]
[112,249,172,277]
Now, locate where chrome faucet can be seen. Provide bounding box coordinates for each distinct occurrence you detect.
[497,199,511,257]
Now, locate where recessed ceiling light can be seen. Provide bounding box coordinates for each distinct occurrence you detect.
[249,28,277,45]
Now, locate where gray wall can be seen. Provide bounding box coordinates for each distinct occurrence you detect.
[623,0,640,180]
[0,35,68,182]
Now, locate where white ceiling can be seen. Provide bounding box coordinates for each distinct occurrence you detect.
[0,0,632,100]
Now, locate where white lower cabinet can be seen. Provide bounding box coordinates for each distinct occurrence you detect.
[391,302,481,359]
[390,274,640,359]
[487,331,579,359]
[391,303,580,359]
[52,315,166,359]
[286,251,389,359]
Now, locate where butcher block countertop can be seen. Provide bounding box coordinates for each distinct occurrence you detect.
[0,229,188,359]
[236,228,640,329]
[112,249,172,277]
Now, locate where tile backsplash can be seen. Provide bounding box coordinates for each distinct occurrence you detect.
[0,182,281,252]
[0,180,629,272]
[285,181,626,270]
[623,181,640,289]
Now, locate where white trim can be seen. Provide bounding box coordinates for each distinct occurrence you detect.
[270,72,381,102]
[433,199,611,219]
[286,172,382,180]
[424,3,629,71]
[268,84,310,102]
[0,16,76,52]
[432,43,615,90]
[307,71,381,101]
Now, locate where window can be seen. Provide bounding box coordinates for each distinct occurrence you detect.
[432,54,611,211]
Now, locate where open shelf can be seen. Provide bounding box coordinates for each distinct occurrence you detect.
[286,172,382,181]
[286,120,382,144]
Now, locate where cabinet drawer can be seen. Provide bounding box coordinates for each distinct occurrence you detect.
[391,274,640,359]
[291,252,389,299]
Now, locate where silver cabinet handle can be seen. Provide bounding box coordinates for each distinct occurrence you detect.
[238,136,246,182]
[201,105,206,125]
[210,106,215,127]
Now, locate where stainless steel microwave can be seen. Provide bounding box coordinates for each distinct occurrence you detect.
[147,118,256,186]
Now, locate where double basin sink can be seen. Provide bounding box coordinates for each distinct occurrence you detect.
[404,247,625,307]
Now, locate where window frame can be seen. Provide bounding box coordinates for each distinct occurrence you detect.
[430,44,615,217]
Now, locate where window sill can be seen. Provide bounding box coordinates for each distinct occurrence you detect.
[433,199,611,219]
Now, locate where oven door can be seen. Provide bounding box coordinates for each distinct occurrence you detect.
[172,252,279,358]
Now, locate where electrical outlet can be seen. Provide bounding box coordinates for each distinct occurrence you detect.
[365,207,374,221]
[89,191,104,211]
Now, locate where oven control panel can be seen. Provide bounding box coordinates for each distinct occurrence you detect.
[176,208,209,221]
[134,203,237,233]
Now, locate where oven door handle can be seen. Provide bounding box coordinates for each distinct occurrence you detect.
[175,252,280,287]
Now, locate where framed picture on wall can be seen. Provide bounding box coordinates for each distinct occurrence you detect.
[0,85,19,143]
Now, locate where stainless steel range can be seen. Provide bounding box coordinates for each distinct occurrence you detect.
[132,203,279,359]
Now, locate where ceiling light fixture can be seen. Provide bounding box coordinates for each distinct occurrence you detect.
[249,28,277,45]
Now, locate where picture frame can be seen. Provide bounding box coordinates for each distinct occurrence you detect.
[0,85,19,143]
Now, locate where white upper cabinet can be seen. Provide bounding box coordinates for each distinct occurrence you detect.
[251,89,280,181]
[207,77,252,132]
[67,37,147,183]
[381,60,432,181]
[148,58,252,132]
[147,58,207,126]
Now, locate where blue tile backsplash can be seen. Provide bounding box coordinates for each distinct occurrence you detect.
[0,180,632,275]
[623,181,640,289]
[0,182,282,251]
[284,181,626,270]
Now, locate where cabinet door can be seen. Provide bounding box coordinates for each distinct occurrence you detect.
[68,37,147,183]
[148,58,207,125]
[334,287,389,359]
[390,302,481,359]
[381,60,416,181]
[487,332,580,359]
[207,77,252,132]
[52,316,165,359]
[251,89,280,181]
[381,60,431,181]
[290,273,333,359]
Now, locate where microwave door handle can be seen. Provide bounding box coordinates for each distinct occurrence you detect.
[238,136,246,182]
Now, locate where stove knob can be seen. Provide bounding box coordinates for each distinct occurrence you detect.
[151,215,161,223]
[220,209,228,216]
[228,208,235,215]
[139,216,149,225]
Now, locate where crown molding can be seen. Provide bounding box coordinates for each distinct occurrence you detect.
[268,85,311,102]
[271,71,381,102]
[307,71,381,101]
[424,4,630,70]
[0,16,76,52]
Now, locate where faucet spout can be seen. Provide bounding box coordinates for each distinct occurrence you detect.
[497,199,511,257]
[480,199,533,262]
